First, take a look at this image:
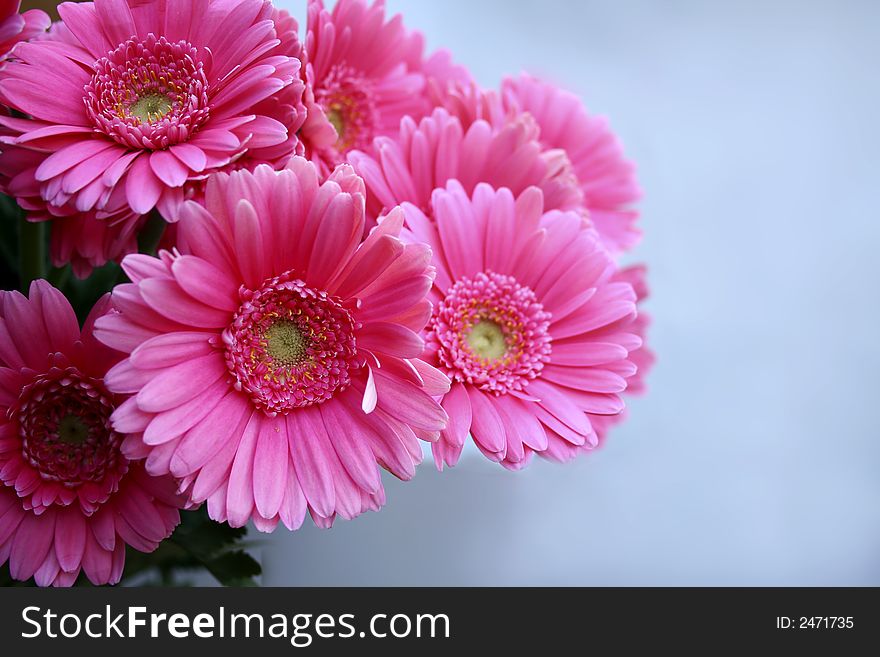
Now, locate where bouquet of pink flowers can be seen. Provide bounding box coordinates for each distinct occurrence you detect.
[0,0,651,586]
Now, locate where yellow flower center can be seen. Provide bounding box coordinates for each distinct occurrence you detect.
[265,320,310,367]
[466,319,508,361]
[128,92,173,124]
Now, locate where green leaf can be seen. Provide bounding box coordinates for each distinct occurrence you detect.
[120,507,262,587]
[204,550,262,587]
[170,506,249,560]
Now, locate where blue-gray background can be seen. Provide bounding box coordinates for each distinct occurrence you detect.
[260,0,880,585]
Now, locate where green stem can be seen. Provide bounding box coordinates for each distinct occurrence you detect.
[47,265,71,291]
[18,217,46,293]
[137,210,167,256]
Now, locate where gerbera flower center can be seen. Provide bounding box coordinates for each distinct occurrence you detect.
[325,107,346,142]
[223,270,361,415]
[128,92,173,123]
[58,414,89,445]
[265,320,310,366]
[466,320,508,361]
[428,271,552,395]
[316,65,377,152]
[15,367,122,487]
[85,34,210,149]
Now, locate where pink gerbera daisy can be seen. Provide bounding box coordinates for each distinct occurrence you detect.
[94,157,449,531]
[300,0,465,174]
[214,6,306,173]
[348,107,583,227]
[401,181,641,469]
[430,78,506,132]
[502,73,642,253]
[0,0,302,220]
[0,0,49,60]
[589,265,655,442]
[0,281,182,586]
[0,141,144,278]
[46,211,148,280]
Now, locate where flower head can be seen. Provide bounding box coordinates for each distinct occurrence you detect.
[402,182,640,469]
[502,74,642,253]
[349,107,583,227]
[0,281,182,586]
[0,0,49,60]
[300,0,465,173]
[95,157,449,531]
[0,0,303,219]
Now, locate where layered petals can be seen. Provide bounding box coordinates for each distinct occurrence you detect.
[97,157,449,530]
[349,107,584,230]
[502,73,642,253]
[301,0,467,173]
[402,182,640,470]
[0,0,304,220]
[0,281,182,586]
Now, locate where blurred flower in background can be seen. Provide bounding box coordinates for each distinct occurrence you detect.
[0,0,49,60]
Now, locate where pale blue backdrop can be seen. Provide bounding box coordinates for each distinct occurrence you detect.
[256,0,880,585]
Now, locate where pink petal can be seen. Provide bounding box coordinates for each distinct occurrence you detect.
[541,364,628,394]
[170,143,207,172]
[502,397,548,451]
[139,277,231,328]
[111,396,151,434]
[142,376,229,446]
[225,412,260,527]
[125,155,163,214]
[278,463,307,530]
[252,415,289,519]
[374,370,448,431]
[467,388,506,455]
[357,321,424,358]
[233,199,266,289]
[320,400,381,494]
[171,255,238,311]
[410,359,452,396]
[89,506,116,552]
[440,382,472,449]
[0,78,86,124]
[330,234,404,298]
[3,288,51,367]
[528,379,593,436]
[189,420,242,504]
[307,192,361,289]
[57,1,112,59]
[136,353,226,413]
[150,149,190,188]
[116,486,167,544]
[36,140,118,182]
[130,331,214,370]
[80,532,113,585]
[10,509,55,580]
[54,508,87,572]
[31,280,79,353]
[169,392,249,477]
[286,408,336,519]
[33,549,61,587]
[550,341,628,367]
